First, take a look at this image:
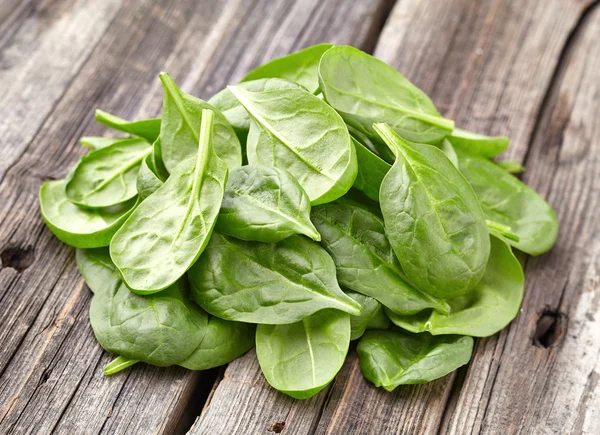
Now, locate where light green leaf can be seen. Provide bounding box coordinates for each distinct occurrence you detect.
[447,128,509,158]
[346,290,390,341]
[95,110,160,143]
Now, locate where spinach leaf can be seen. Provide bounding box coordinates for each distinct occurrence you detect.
[357,329,473,391]
[179,316,255,370]
[104,356,139,375]
[440,139,459,168]
[241,44,333,94]
[80,137,131,150]
[136,154,163,199]
[66,138,151,208]
[352,137,390,201]
[189,233,361,324]
[208,78,304,143]
[95,109,161,143]
[495,160,525,174]
[216,165,320,242]
[150,137,170,181]
[375,123,490,298]
[40,180,137,248]
[159,72,241,172]
[256,309,350,399]
[319,46,454,144]
[447,128,509,158]
[346,290,390,340]
[76,247,120,294]
[229,85,357,205]
[110,110,228,294]
[311,203,449,315]
[486,220,520,243]
[454,146,558,255]
[386,236,524,337]
[78,248,209,367]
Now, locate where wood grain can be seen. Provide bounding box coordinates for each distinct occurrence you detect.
[0,0,392,433]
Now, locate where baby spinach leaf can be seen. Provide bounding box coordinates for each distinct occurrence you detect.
[346,290,390,340]
[229,85,357,205]
[208,78,304,143]
[454,147,558,255]
[375,123,490,298]
[241,44,333,94]
[352,137,390,201]
[447,128,510,158]
[256,309,350,399]
[311,203,449,315]
[76,247,120,294]
[136,154,163,199]
[216,165,320,242]
[357,329,473,391]
[150,137,170,181]
[386,236,524,337]
[110,109,228,294]
[319,46,454,144]
[495,160,525,174]
[78,248,209,367]
[80,137,130,150]
[179,316,255,370]
[486,220,520,243]
[95,110,161,143]
[104,356,139,375]
[189,233,361,324]
[159,72,241,172]
[440,139,459,168]
[40,180,137,248]
[66,138,151,208]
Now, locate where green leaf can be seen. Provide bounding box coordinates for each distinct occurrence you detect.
[256,309,350,399]
[150,137,170,181]
[319,46,454,144]
[357,329,473,391]
[208,78,305,143]
[311,203,449,315]
[229,85,357,205]
[241,44,333,94]
[495,160,525,174]
[447,128,510,158]
[95,110,160,143]
[386,236,524,337]
[136,154,164,199]
[216,165,320,242]
[345,290,390,341]
[375,123,490,298]
[66,138,151,208]
[159,72,241,172]
[39,180,137,248]
[352,137,390,201]
[77,248,209,367]
[179,317,255,370]
[104,356,139,375]
[440,139,459,168]
[454,147,558,255]
[486,220,520,243]
[80,136,132,150]
[189,233,361,324]
[110,109,228,293]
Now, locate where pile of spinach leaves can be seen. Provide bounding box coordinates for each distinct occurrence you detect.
[39,45,557,399]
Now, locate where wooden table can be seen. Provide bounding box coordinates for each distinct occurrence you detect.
[0,0,598,433]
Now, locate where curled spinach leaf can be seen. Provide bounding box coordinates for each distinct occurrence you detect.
[241,44,333,94]
[375,123,490,298]
[346,290,390,340]
[447,128,510,158]
[256,309,350,399]
[216,165,320,242]
[66,138,151,208]
[311,203,449,315]
[357,329,473,391]
[78,248,209,367]
[189,233,361,324]
[110,109,228,294]
[179,316,255,370]
[229,85,357,205]
[136,154,163,199]
[159,72,241,172]
[319,46,454,144]
[352,137,390,201]
[454,146,558,255]
[386,236,524,337]
[95,109,160,143]
[40,180,137,248]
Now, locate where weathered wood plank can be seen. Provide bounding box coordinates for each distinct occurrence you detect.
[311,0,598,433]
[0,0,393,433]
[440,4,600,433]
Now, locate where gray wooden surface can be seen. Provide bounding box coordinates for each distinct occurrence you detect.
[0,0,598,434]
